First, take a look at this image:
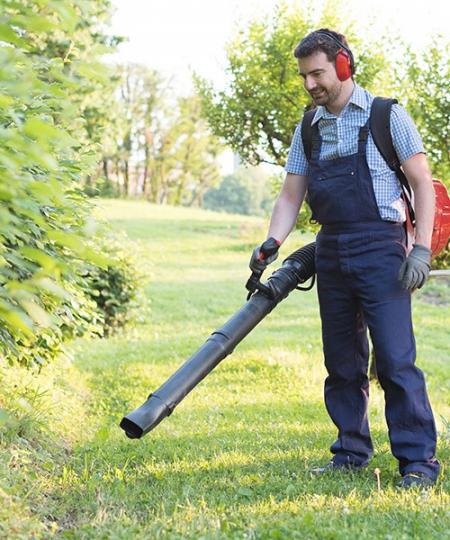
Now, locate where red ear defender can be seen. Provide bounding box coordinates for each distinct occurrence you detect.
[314,30,354,80]
[335,49,352,81]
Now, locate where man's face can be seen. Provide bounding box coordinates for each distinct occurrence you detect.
[298,51,342,108]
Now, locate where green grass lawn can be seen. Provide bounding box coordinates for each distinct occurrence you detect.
[1,199,449,539]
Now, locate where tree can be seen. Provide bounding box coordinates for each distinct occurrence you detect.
[99,67,222,205]
[204,166,273,216]
[113,64,169,197]
[166,95,222,206]
[195,2,387,167]
[392,37,449,185]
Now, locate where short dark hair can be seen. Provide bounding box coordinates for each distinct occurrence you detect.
[294,28,351,64]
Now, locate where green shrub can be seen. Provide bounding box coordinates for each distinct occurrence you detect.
[0,1,121,368]
[1,277,103,369]
[82,231,145,334]
[1,227,144,367]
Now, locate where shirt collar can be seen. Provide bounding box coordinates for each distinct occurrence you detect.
[311,84,368,125]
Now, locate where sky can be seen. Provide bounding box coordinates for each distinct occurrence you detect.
[109,0,449,94]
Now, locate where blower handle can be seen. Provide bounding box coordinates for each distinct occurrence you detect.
[245,237,280,299]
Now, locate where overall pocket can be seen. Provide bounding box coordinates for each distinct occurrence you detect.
[308,165,359,223]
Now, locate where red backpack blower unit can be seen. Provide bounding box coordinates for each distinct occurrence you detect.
[431,180,450,257]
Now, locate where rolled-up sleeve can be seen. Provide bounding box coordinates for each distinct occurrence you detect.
[390,104,425,163]
[284,119,310,175]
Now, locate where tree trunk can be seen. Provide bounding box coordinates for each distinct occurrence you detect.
[123,159,129,197]
[113,158,120,192]
[102,159,109,182]
[142,142,150,198]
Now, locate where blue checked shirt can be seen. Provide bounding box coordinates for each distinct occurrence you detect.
[285,84,425,222]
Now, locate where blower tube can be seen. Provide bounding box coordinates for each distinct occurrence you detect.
[120,242,316,439]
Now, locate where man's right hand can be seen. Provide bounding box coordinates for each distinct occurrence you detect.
[249,237,281,273]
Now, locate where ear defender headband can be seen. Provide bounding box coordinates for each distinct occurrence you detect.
[315,30,354,81]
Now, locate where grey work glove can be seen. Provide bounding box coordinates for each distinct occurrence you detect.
[249,237,280,273]
[398,243,432,292]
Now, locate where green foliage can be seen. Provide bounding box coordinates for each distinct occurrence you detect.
[195,2,386,166]
[204,166,274,216]
[90,175,121,198]
[0,0,129,367]
[0,276,103,369]
[95,65,222,204]
[392,37,450,184]
[166,95,223,207]
[82,231,145,334]
[433,246,449,270]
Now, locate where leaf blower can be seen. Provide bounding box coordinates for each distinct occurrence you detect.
[120,241,316,439]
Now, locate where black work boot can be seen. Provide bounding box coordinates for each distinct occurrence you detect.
[310,460,366,475]
[398,472,435,489]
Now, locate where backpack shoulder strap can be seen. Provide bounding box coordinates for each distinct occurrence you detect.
[370,97,400,171]
[370,96,415,226]
[301,108,318,162]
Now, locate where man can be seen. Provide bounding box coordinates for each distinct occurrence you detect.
[250,29,439,488]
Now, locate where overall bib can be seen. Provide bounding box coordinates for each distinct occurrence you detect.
[308,120,439,479]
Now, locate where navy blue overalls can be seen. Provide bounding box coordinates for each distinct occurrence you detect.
[307,117,439,480]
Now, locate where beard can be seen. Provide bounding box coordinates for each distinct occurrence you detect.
[309,81,342,108]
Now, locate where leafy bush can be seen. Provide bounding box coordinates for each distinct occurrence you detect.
[0,1,124,368]
[82,231,144,334]
[0,275,103,369]
[1,225,144,367]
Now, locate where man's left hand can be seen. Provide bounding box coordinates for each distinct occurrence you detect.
[398,244,432,291]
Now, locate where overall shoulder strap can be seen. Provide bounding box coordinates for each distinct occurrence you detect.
[301,108,317,162]
[370,97,415,225]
